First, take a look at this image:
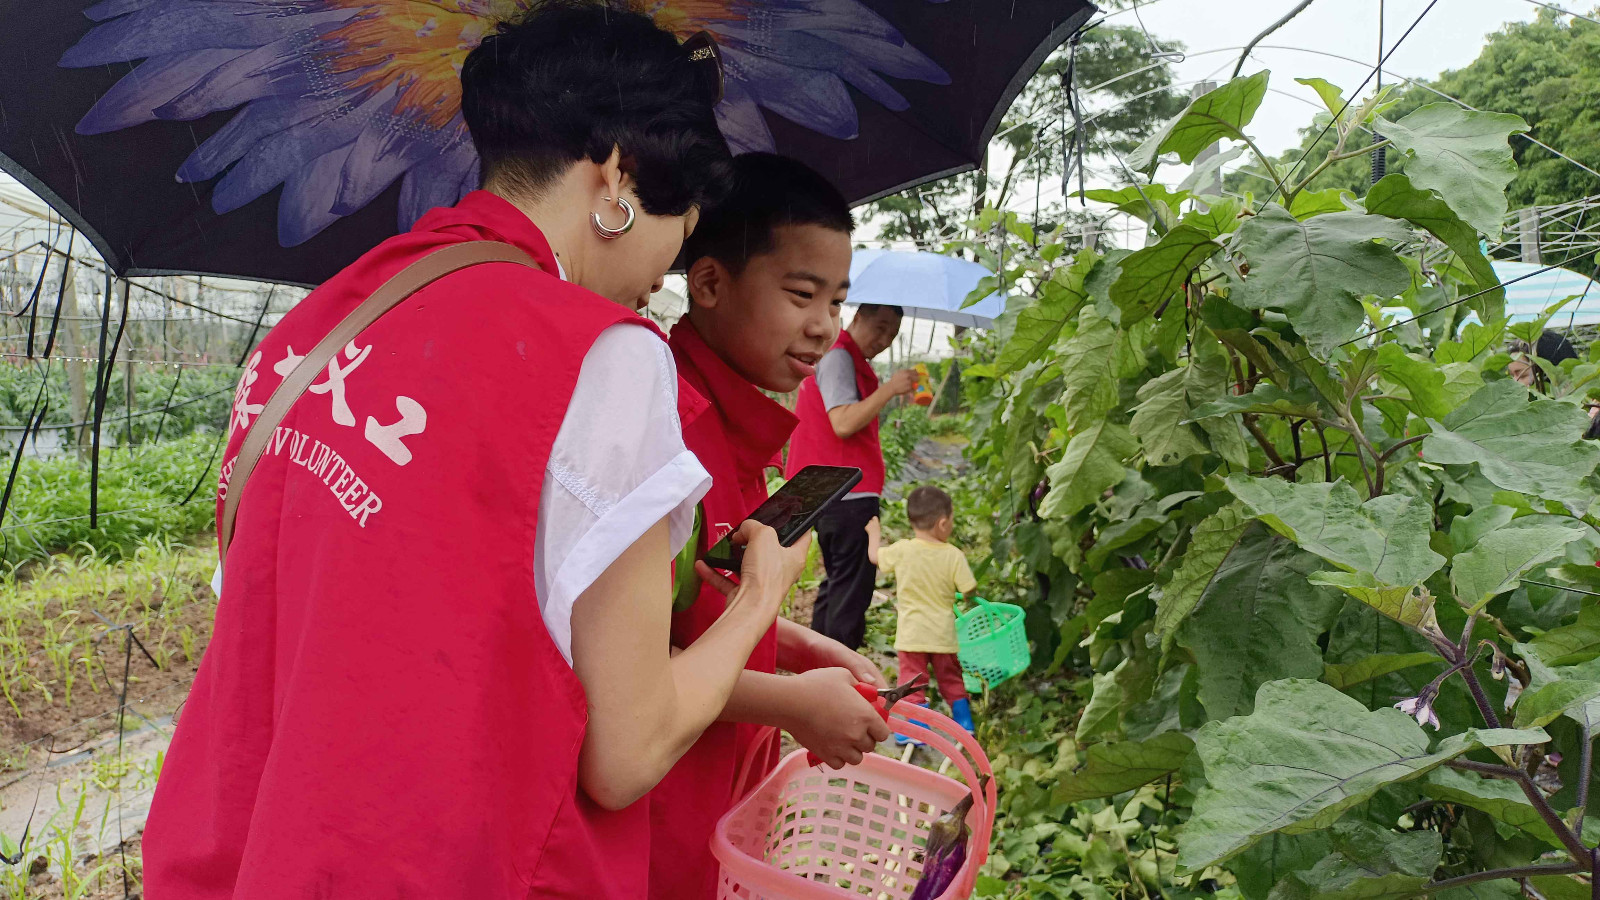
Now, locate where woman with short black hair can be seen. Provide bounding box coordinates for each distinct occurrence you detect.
[143,5,807,898]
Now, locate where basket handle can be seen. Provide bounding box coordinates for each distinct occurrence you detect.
[731,725,780,802]
[955,592,998,614]
[886,701,997,894]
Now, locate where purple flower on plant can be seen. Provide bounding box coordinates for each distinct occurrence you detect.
[59,0,950,247]
[1396,691,1441,730]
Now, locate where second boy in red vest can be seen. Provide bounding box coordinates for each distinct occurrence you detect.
[650,153,893,899]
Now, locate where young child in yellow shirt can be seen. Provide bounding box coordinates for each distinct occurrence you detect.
[866,485,978,735]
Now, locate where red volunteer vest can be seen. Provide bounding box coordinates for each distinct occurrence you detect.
[786,330,886,494]
[648,321,797,899]
[143,192,657,899]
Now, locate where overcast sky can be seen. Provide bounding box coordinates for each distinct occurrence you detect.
[1121,0,1543,156]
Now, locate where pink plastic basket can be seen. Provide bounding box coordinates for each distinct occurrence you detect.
[712,702,996,900]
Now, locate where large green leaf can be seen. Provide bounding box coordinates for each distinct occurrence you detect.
[1450,518,1589,612]
[1076,662,1127,743]
[1365,173,1504,321]
[1180,197,1245,238]
[1085,515,1165,570]
[1108,225,1220,326]
[1436,319,1508,365]
[1130,349,1236,467]
[1051,731,1195,804]
[1180,527,1344,720]
[1295,76,1346,119]
[1189,383,1324,421]
[1131,367,1211,467]
[1232,206,1413,354]
[1515,642,1600,730]
[1225,476,1446,588]
[1448,505,1516,553]
[1058,308,1123,429]
[1513,677,1600,729]
[1530,602,1600,666]
[1375,104,1528,238]
[1323,652,1439,691]
[1423,767,1569,849]
[1178,678,1546,872]
[996,255,1092,375]
[1041,422,1140,521]
[1265,821,1441,900]
[1153,502,1250,652]
[1423,380,1600,506]
[1082,184,1189,231]
[1288,187,1354,220]
[1527,877,1589,900]
[1130,71,1270,171]
[1307,571,1440,632]
[1373,343,1449,420]
[1234,834,1335,900]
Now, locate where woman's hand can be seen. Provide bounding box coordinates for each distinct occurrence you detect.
[781,667,892,769]
[696,520,810,611]
[796,631,888,689]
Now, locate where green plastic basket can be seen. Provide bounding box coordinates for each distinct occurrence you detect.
[955,594,1030,694]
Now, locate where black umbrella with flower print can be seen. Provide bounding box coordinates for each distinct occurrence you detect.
[0,0,1093,285]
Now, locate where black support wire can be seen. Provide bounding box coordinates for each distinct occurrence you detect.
[89,276,131,528]
[35,228,73,359]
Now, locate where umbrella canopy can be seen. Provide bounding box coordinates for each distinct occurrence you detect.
[0,0,1093,286]
[847,248,1005,328]
[1495,260,1600,324]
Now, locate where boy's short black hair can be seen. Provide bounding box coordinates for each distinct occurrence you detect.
[682,152,855,275]
[461,1,731,217]
[856,303,903,318]
[906,485,954,531]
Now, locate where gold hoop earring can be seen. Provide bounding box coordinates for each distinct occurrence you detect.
[591,196,635,240]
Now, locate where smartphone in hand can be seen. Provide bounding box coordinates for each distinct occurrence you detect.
[702,465,862,571]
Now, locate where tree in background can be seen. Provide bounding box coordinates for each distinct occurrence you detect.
[862,21,1187,249]
[1228,9,1599,208]
[1434,9,1599,209]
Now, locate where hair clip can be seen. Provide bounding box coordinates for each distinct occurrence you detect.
[681,31,725,105]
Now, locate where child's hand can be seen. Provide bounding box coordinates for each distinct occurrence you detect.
[865,516,881,542]
[783,668,892,769]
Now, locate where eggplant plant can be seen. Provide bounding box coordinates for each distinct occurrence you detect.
[962,69,1600,898]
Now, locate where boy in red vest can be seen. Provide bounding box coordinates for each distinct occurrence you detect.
[788,304,917,649]
[651,152,893,899]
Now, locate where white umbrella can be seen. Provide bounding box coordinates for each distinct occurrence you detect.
[1493,260,1600,324]
[847,249,1006,328]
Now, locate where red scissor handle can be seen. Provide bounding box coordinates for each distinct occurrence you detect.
[806,675,928,767]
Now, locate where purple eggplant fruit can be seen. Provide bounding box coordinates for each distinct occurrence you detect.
[908,777,986,900]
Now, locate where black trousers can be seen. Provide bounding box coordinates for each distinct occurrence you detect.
[810,496,880,650]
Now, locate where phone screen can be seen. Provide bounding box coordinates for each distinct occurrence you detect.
[703,466,862,569]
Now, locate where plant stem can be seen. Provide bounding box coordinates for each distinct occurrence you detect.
[1231,0,1318,77]
[1446,758,1589,862]
[1243,414,1288,469]
[1460,663,1503,729]
[1240,134,1292,203]
[1581,723,1595,815]
[1288,140,1394,199]
[1378,434,1427,464]
[1423,862,1584,893]
[1314,421,1333,481]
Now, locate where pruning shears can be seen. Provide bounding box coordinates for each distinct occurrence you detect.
[806,674,928,768]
